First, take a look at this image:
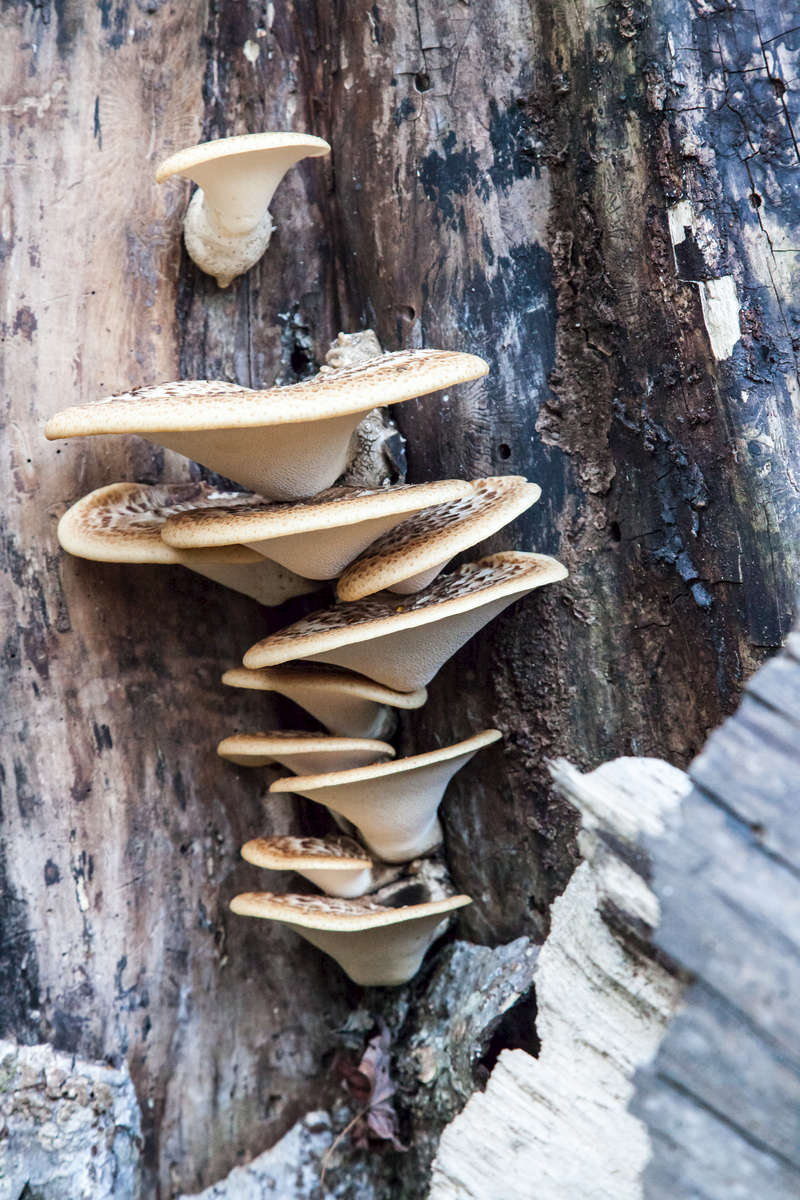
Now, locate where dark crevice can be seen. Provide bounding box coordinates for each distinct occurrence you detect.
[474,985,540,1087]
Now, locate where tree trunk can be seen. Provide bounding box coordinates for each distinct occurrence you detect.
[1,0,798,1195]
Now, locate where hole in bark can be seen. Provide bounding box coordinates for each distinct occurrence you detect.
[498,443,511,460]
[290,342,313,376]
[749,192,762,209]
[400,305,416,320]
[474,987,540,1087]
[414,72,431,92]
[610,520,621,542]
[382,883,429,908]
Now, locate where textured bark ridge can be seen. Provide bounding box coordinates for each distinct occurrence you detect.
[2,0,799,1195]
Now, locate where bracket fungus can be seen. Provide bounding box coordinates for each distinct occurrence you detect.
[217,731,394,775]
[44,351,488,501]
[240,835,376,899]
[336,475,542,600]
[161,480,471,580]
[221,664,428,740]
[243,552,568,692]
[55,481,315,607]
[268,729,502,863]
[229,892,471,986]
[155,132,331,287]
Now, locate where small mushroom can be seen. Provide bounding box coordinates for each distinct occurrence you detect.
[217,731,394,775]
[243,551,568,692]
[155,132,331,287]
[268,729,502,862]
[221,663,427,740]
[336,476,541,600]
[55,482,316,607]
[240,835,377,899]
[229,891,471,986]
[161,480,471,579]
[44,351,489,501]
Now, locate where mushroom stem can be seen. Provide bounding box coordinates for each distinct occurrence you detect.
[295,913,452,986]
[155,413,362,501]
[299,865,375,899]
[183,189,274,288]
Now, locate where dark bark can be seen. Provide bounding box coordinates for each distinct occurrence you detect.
[1,0,799,1195]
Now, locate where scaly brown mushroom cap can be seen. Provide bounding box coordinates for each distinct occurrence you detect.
[268,729,501,863]
[44,353,489,501]
[55,482,317,606]
[161,481,470,548]
[221,663,428,739]
[44,351,488,437]
[336,476,541,600]
[57,481,264,566]
[242,552,567,690]
[229,891,472,985]
[230,890,470,930]
[241,835,371,871]
[268,729,500,795]
[240,835,378,900]
[221,664,428,709]
[218,731,395,774]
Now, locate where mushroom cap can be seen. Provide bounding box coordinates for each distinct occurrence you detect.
[56,481,263,565]
[268,729,501,795]
[217,730,395,774]
[241,835,371,871]
[155,131,331,187]
[242,552,568,689]
[230,890,470,931]
[229,891,471,985]
[160,481,471,550]
[221,664,428,710]
[43,351,488,438]
[221,663,428,739]
[336,476,542,601]
[268,729,501,862]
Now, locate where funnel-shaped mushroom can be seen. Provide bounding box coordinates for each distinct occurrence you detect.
[337,476,541,600]
[156,132,331,287]
[243,552,567,692]
[221,664,427,739]
[269,729,501,862]
[44,351,489,500]
[218,731,394,775]
[241,836,376,899]
[56,482,316,607]
[161,480,471,579]
[229,892,471,986]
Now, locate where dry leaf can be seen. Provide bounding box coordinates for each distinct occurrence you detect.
[338,1023,407,1152]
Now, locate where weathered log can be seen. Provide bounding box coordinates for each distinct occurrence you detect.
[429,631,800,1198]
[2,0,800,1194]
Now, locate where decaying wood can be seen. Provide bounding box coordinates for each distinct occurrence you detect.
[430,632,800,1199]
[0,9,352,1196]
[2,0,800,1195]
[429,759,689,1200]
[634,631,800,1199]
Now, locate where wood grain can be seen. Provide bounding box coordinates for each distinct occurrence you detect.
[3,0,800,1193]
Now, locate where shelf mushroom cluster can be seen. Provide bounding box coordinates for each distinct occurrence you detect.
[45,132,568,989]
